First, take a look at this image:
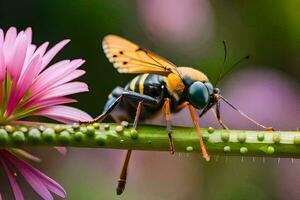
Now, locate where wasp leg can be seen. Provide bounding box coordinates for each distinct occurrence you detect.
[188,105,210,161]
[163,98,175,154]
[212,101,229,130]
[82,95,123,124]
[117,149,132,195]
[117,101,143,195]
[80,91,158,124]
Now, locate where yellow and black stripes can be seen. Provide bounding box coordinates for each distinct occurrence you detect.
[138,74,149,94]
[126,73,149,94]
[129,76,139,92]
[126,73,167,99]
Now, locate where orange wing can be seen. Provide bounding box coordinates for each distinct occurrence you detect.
[102,35,177,75]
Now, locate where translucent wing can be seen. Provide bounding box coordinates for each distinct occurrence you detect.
[102,35,177,75]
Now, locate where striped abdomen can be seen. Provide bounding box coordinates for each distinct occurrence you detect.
[124,73,166,99]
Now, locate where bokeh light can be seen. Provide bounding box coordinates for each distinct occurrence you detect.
[137,0,214,50]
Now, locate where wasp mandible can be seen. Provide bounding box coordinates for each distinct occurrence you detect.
[83,35,273,195]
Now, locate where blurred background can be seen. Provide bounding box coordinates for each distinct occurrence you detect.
[0,0,300,199]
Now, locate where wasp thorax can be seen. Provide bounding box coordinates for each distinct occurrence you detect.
[188,81,214,109]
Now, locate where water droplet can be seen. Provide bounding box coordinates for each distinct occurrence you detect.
[93,123,100,129]
[86,125,96,136]
[223,146,231,152]
[240,147,248,154]
[273,133,281,144]
[186,146,193,152]
[257,132,264,141]
[5,125,14,133]
[237,133,246,143]
[115,125,124,134]
[104,124,110,130]
[121,121,129,128]
[208,127,215,134]
[221,132,229,142]
[130,129,139,139]
[266,146,275,155]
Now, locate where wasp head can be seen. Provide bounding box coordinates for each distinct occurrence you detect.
[186,80,221,118]
[188,81,216,109]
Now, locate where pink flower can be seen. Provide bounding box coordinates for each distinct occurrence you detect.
[0,150,66,200]
[0,26,93,200]
[0,26,92,124]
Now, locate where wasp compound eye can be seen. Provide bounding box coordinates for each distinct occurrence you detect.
[204,82,214,95]
[188,81,210,109]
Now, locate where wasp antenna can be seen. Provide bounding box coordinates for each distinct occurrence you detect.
[222,40,228,66]
[216,55,250,87]
[215,40,229,86]
[223,55,250,77]
[219,95,273,130]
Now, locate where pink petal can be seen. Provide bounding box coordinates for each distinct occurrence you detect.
[6,55,41,116]
[31,59,84,96]
[26,97,77,110]
[17,54,42,94]
[7,33,28,81]
[0,154,24,200]
[30,60,70,96]
[21,168,54,200]
[3,27,17,67]
[54,147,67,156]
[34,41,49,57]
[25,59,85,109]
[28,80,87,108]
[0,29,4,47]
[0,47,5,81]
[3,152,54,200]
[0,29,4,81]
[33,105,93,123]
[40,39,70,73]
[3,27,17,49]
[22,44,36,71]
[52,69,86,88]
[24,42,48,72]
[4,27,17,45]
[3,151,66,198]
[38,82,88,100]
[24,27,32,45]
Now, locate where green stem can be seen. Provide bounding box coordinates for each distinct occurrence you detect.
[0,123,299,158]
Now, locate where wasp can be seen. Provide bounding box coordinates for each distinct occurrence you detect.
[82,35,273,195]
